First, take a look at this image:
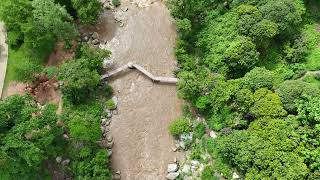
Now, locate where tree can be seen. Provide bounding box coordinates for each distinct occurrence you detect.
[71,150,112,179]
[275,80,320,113]
[214,118,309,179]
[77,44,111,71]
[58,58,101,104]
[0,0,32,46]
[250,88,287,117]
[71,0,103,24]
[23,0,77,51]
[68,115,101,143]
[241,67,278,91]
[0,95,31,132]
[259,0,305,33]
[224,36,259,76]
[0,101,63,178]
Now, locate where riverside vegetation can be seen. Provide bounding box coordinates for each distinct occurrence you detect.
[0,0,118,179]
[167,0,320,179]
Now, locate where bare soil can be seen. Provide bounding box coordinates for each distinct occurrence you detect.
[93,1,184,179]
[47,41,77,67]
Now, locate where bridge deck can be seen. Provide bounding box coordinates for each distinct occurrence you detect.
[101,62,178,84]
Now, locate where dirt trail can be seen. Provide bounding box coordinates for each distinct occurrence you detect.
[94,1,183,179]
[0,22,8,98]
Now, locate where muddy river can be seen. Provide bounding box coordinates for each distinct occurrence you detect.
[91,0,183,179]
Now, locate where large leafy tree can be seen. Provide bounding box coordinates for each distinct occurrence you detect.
[214,118,309,179]
[23,0,76,51]
[71,0,103,24]
[0,96,63,179]
[275,80,320,113]
[58,58,101,104]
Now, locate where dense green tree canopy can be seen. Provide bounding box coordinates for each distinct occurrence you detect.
[169,0,320,179]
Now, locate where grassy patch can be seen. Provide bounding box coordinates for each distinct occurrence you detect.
[4,45,47,89]
[303,24,320,70]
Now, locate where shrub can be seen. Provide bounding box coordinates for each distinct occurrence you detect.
[194,123,206,139]
[102,83,113,97]
[106,99,116,110]
[201,165,219,180]
[169,118,191,136]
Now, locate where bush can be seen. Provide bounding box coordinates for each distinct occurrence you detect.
[102,83,113,97]
[201,166,219,180]
[194,123,206,139]
[112,0,121,7]
[169,118,191,136]
[106,99,116,110]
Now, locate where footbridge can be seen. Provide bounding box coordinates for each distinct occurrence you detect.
[101,62,178,84]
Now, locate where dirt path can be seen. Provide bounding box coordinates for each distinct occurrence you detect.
[93,1,183,179]
[0,22,8,98]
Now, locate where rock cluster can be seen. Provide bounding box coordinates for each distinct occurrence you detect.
[55,156,70,166]
[112,170,121,180]
[97,96,118,155]
[173,132,193,151]
[179,159,205,180]
[166,162,179,180]
[80,32,101,48]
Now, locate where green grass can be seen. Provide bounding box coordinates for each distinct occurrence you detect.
[303,24,320,70]
[3,48,24,88]
[4,43,48,90]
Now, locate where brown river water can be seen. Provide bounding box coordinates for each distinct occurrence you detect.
[90,0,184,179]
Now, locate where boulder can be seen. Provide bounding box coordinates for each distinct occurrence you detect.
[171,147,177,152]
[182,164,191,174]
[103,57,115,69]
[113,109,119,115]
[233,172,241,179]
[113,174,121,180]
[107,134,113,142]
[63,134,69,139]
[191,160,200,167]
[62,159,70,166]
[209,130,217,138]
[105,120,111,126]
[101,126,106,133]
[83,36,89,42]
[106,141,114,149]
[92,32,99,39]
[108,150,113,157]
[92,39,100,45]
[179,141,186,150]
[101,118,107,125]
[166,172,179,180]
[167,163,178,173]
[56,156,62,163]
[180,133,192,141]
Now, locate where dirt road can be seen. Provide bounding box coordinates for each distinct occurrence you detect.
[93,1,183,179]
[0,22,8,98]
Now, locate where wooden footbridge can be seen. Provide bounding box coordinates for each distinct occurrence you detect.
[101,62,178,84]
